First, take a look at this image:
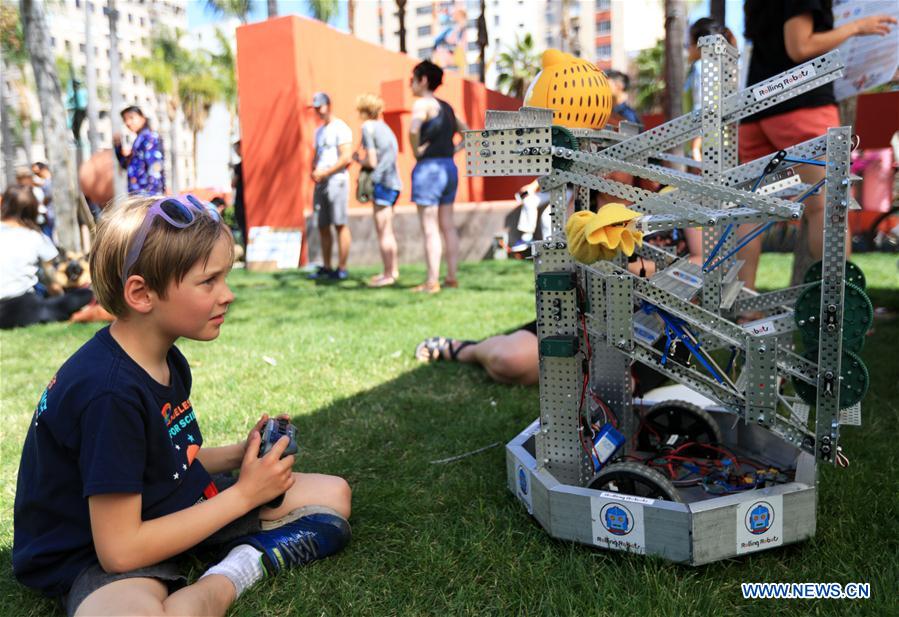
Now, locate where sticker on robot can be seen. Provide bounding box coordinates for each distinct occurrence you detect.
[735,495,783,554]
[591,498,646,554]
[668,268,702,288]
[597,491,654,506]
[752,65,817,101]
[742,319,777,336]
[516,464,534,514]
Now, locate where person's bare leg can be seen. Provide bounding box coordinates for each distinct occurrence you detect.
[336,224,351,271]
[75,575,236,617]
[736,224,763,290]
[438,204,459,283]
[455,330,538,385]
[418,205,441,285]
[374,205,399,278]
[260,472,352,522]
[319,226,333,271]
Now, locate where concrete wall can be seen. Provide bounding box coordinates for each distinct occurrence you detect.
[305,200,525,267]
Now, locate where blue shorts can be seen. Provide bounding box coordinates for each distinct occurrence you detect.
[411,157,458,206]
[373,183,400,207]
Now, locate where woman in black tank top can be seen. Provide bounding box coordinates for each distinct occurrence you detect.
[408,61,469,294]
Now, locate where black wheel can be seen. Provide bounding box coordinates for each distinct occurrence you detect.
[588,462,682,502]
[635,400,723,455]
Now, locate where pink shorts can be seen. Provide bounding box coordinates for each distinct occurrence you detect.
[738,104,840,163]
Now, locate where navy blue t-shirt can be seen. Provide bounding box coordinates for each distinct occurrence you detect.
[13,326,217,597]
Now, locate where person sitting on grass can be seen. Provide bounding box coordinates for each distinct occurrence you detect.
[12,194,352,617]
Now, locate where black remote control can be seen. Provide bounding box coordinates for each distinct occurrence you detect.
[258,418,298,508]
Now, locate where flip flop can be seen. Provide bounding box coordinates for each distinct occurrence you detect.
[414,337,476,362]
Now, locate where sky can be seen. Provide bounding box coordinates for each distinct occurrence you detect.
[187,0,349,31]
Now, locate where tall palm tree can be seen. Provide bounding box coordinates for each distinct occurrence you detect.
[206,0,254,24]
[307,0,338,24]
[20,0,79,249]
[476,0,487,83]
[396,0,407,53]
[179,61,220,184]
[496,33,539,100]
[347,0,355,34]
[267,0,277,18]
[1,1,28,183]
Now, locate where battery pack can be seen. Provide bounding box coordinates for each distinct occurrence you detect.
[591,423,625,471]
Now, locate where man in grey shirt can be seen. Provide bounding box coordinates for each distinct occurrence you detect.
[311,92,353,280]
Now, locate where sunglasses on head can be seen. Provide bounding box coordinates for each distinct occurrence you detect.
[122,194,222,286]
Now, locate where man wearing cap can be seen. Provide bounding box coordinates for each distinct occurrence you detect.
[310,92,353,280]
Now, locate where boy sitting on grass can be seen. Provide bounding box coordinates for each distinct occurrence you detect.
[13,195,352,616]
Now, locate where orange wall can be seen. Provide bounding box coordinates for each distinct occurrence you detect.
[236,16,525,239]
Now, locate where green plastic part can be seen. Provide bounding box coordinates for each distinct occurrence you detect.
[794,281,873,352]
[791,348,869,408]
[803,259,866,290]
[540,335,579,357]
[537,271,577,292]
[551,125,579,171]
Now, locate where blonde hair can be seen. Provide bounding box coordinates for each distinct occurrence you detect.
[355,93,384,119]
[90,195,233,317]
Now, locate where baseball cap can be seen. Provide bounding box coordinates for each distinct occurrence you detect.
[311,92,330,108]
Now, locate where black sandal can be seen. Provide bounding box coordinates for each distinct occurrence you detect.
[415,337,476,362]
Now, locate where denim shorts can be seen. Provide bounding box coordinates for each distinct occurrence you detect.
[62,474,260,616]
[411,157,458,206]
[373,183,400,207]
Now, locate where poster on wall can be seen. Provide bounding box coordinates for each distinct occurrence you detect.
[246,226,303,271]
[832,0,899,100]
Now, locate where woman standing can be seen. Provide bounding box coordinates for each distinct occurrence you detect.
[355,94,402,287]
[113,105,165,196]
[737,1,895,289]
[0,186,92,328]
[408,61,468,294]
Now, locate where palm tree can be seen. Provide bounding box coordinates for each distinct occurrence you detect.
[476,0,487,83]
[1,1,28,183]
[20,0,79,249]
[206,0,254,24]
[129,30,183,190]
[179,61,220,184]
[396,0,407,53]
[347,0,355,34]
[267,0,277,18]
[496,33,539,100]
[633,40,665,114]
[307,0,338,24]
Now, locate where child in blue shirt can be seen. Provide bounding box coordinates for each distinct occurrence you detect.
[13,194,352,616]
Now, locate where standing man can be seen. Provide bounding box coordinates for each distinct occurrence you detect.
[310,92,353,281]
[605,70,641,128]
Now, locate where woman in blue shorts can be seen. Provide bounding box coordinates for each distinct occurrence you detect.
[408,61,469,294]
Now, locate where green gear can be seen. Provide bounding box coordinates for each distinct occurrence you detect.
[791,348,869,408]
[794,281,873,352]
[802,260,866,290]
[551,125,579,171]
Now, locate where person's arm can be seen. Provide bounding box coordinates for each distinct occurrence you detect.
[195,414,272,475]
[312,143,354,182]
[454,116,469,154]
[112,133,130,168]
[89,432,294,573]
[409,99,430,160]
[784,12,896,63]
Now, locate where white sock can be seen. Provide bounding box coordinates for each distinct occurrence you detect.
[200,544,265,598]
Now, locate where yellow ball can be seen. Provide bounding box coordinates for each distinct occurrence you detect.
[524,49,613,130]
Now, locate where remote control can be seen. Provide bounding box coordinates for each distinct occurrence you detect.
[257,418,298,508]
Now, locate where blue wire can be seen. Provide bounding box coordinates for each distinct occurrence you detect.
[783,156,826,167]
[702,167,767,271]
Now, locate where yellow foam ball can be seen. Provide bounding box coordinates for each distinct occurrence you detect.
[524,49,613,130]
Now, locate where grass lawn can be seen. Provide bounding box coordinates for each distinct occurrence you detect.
[1,253,897,617]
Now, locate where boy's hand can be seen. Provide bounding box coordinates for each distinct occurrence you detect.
[241,414,290,455]
[235,431,295,509]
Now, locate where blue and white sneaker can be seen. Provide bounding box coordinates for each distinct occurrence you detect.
[307,266,332,280]
[234,507,351,574]
[328,268,349,281]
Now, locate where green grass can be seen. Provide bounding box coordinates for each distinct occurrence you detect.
[1,254,897,617]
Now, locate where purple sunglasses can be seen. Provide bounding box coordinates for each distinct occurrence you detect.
[122,194,222,286]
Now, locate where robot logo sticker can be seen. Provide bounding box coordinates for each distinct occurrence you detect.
[515,464,533,514]
[736,495,783,554]
[602,504,632,536]
[591,498,646,553]
[746,501,773,535]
